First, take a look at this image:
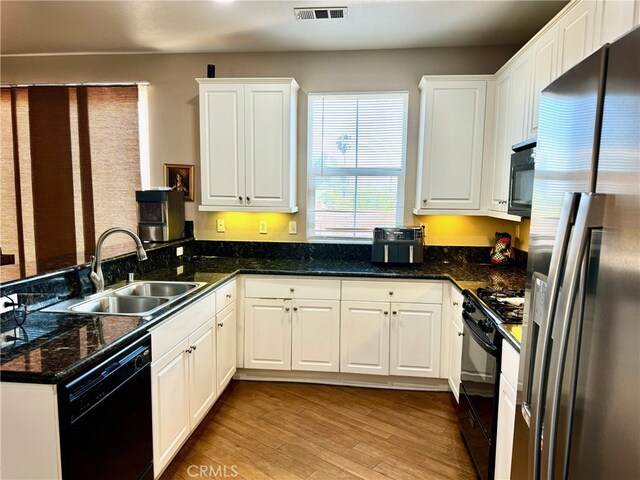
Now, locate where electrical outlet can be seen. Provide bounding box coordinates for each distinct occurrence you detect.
[288,220,297,235]
[0,294,18,315]
[216,218,225,233]
[176,246,184,257]
[259,220,268,234]
[176,265,184,275]
[515,225,521,239]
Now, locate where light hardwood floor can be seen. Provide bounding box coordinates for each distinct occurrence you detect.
[160,381,477,480]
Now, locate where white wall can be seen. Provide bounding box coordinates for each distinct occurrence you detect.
[2,46,516,241]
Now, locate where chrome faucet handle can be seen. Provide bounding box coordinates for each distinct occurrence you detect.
[127,273,135,283]
[89,255,104,292]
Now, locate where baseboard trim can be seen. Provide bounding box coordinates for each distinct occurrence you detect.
[233,368,452,392]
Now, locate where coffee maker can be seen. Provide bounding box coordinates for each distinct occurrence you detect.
[136,190,185,242]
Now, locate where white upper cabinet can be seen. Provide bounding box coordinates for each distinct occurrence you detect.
[197,78,299,213]
[509,51,533,146]
[529,24,559,137]
[415,77,489,213]
[489,68,512,213]
[556,0,596,75]
[595,0,639,46]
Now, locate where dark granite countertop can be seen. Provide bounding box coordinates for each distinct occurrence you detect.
[1,257,525,383]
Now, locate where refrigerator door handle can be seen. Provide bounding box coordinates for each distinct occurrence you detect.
[528,192,581,480]
[543,193,606,480]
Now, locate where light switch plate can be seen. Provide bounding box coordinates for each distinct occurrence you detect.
[176,246,184,257]
[259,220,268,234]
[288,221,297,235]
[216,219,225,233]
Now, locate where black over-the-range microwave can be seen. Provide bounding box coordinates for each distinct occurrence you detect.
[508,138,536,217]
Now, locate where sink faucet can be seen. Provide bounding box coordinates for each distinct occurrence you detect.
[89,227,147,293]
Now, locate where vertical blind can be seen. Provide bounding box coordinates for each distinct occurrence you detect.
[307,92,408,240]
[0,85,143,282]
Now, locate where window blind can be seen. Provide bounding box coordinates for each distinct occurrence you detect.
[307,92,408,240]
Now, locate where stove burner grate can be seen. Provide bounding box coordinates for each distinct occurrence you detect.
[476,287,525,324]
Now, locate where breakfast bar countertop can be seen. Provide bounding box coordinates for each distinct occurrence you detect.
[0,256,525,383]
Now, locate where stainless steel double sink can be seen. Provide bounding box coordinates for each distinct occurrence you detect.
[43,281,207,317]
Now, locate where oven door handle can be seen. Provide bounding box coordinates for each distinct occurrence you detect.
[462,312,498,356]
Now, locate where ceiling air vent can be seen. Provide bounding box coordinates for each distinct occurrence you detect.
[294,7,348,21]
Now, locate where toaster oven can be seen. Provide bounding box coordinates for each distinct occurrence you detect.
[372,226,424,264]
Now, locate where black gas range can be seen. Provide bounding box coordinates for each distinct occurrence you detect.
[458,287,524,480]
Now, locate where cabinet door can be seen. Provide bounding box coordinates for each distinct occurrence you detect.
[489,69,512,212]
[495,373,518,480]
[291,299,340,372]
[244,298,291,370]
[595,0,638,46]
[151,339,190,477]
[530,25,558,136]
[199,84,246,207]
[557,1,596,76]
[340,301,390,375]
[389,303,442,378]
[449,315,463,403]
[417,80,486,210]
[244,83,294,209]
[216,302,237,393]
[510,52,532,146]
[188,320,217,428]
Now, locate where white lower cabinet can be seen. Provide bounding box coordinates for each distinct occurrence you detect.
[340,301,390,375]
[340,280,444,377]
[243,277,341,372]
[244,298,291,370]
[390,303,442,377]
[292,299,340,372]
[495,339,520,480]
[448,286,464,402]
[216,302,237,393]
[152,318,217,477]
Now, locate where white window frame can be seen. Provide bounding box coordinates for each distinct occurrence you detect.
[306,91,408,243]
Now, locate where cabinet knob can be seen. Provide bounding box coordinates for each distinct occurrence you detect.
[226,294,232,299]
[285,307,290,312]
[191,345,197,350]
[422,198,427,204]
[186,348,193,354]
[239,196,243,201]
[453,301,459,306]
[247,196,251,203]
[384,311,389,315]
[392,311,397,315]
[389,291,394,296]
[458,332,464,337]
[218,322,224,327]
[293,307,298,311]
[290,288,295,293]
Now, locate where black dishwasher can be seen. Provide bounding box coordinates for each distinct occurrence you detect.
[58,333,153,480]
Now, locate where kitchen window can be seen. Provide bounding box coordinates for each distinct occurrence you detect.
[307,92,408,241]
[0,84,149,280]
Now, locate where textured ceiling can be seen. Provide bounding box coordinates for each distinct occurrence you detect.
[1,0,569,56]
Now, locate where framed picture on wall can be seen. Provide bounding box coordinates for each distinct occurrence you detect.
[164,164,194,202]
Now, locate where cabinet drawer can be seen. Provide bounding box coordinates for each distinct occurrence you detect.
[151,292,216,361]
[342,280,443,304]
[215,279,236,313]
[451,286,464,316]
[244,276,340,300]
[501,339,520,389]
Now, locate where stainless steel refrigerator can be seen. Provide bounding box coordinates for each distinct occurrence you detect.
[511,27,640,479]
